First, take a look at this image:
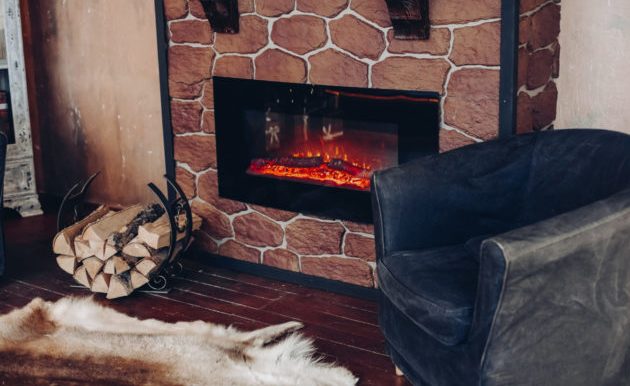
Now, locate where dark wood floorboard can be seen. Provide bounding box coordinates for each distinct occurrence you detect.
[0,208,411,385]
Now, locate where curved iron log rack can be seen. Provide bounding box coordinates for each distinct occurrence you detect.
[58,173,194,292]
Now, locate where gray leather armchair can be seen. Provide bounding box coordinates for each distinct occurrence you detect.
[371,129,630,385]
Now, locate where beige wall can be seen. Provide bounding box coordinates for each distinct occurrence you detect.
[556,0,630,134]
[25,0,166,207]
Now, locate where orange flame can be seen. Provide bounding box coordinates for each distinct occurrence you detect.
[247,157,372,191]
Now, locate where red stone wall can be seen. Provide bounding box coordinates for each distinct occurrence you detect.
[517,0,561,133]
[165,0,505,287]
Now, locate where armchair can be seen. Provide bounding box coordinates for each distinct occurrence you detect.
[0,132,6,276]
[371,129,630,385]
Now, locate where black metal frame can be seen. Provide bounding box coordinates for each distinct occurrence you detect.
[498,0,520,137]
[152,0,521,294]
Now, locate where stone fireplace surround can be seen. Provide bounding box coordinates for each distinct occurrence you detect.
[164,0,561,288]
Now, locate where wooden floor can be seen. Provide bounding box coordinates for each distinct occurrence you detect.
[0,207,411,386]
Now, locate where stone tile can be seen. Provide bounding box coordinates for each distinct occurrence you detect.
[301,256,373,286]
[214,15,268,54]
[531,81,557,130]
[256,0,294,17]
[450,21,500,66]
[330,15,385,60]
[176,166,196,199]
[439,129,476,152]
[527,48,554,90]
[170,101,203,134]
[444,68,500,140]
[250,204,298,222]
[218,240,260,263]
[387,28,450,55]
[168,45,214,85]
[233,212,284,247]
[271,15,327,55]
[344,233,376,261]
[309,49,368,87]
[197,170,248,214]
[213,56,254,79]
[528,3,560,50]
[431,0,500,25]
[263,249,300,271]
[350,0,391,27]
[372,57,450,92]
[174,135,216,171]
[297,0,348,17]
[201,110,215,134]
[286,219,345,255]
[255,49,307,83]
[170,20,213,44]
[191,200,233,239]
[164,0,188,20]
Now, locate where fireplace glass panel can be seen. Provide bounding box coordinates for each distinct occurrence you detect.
[214,77,440,222]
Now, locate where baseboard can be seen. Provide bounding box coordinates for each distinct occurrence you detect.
[189,250,380,301]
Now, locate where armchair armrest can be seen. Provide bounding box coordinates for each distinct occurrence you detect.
[475,188,630,385]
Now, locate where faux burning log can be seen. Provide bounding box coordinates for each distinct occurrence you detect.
[251,156,324,169]
[327,158,371,178]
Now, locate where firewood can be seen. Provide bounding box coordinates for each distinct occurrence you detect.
[73,265,91,288]
[82,204,143,242]
[56,255,77,275]
[107,271,133,299]
[91,273,112,293]
[90,239,118,261]
[135,241,186,277]
[137,213,201,250]
[130,269,149,289]
[111,204,164,250]
[82,256,104,279]
[103,258,115,275]
[73,236,93,259]
[52,205,110,256]
[121,236,154,258]
[112,255,131,275]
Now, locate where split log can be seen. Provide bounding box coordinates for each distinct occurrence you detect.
[82,204,143,242]
[137,213,201,250]
[107,271,134,299]
[130,269,149,289]
[112,255,131,275]
[135,240,187,277]
[91,273,112,293]
[121,236,153,258]
[73,236,93,259]
[103,258,115,275]
[111,203,164,249]
[90,239,118,261]
[56,255,77,275]
[52,205,110,256]
[73,265,91,288]
[82,256,105,279]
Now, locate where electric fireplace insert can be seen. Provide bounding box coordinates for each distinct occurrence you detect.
[214,77,440,222]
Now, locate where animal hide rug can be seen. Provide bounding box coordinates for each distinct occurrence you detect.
[0,297,358,386]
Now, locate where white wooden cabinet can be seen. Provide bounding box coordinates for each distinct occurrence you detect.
[1,0,41,216]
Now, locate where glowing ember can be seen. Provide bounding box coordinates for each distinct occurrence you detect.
[247,156,372,191]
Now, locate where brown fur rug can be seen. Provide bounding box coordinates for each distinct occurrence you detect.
[0,297,358,385]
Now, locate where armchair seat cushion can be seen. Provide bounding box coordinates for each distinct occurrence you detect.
[378,245,479,346]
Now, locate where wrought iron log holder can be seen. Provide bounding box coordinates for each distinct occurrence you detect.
[58,173,194,292]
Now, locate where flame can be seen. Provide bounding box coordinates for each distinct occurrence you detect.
[247,155,372,191]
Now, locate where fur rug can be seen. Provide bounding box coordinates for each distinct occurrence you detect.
[0,297,358,385]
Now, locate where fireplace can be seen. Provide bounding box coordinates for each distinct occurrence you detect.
[214,77,440,222]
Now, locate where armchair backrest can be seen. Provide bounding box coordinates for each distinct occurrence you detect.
[518,129,630,225]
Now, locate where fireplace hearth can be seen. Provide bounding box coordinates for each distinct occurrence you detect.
[214,77,439,222]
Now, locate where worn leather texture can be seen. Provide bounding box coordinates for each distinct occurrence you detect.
[372,129,630,385]
[0,133,5,276]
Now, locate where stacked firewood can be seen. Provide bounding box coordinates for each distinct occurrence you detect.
[53,204,201,299]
